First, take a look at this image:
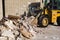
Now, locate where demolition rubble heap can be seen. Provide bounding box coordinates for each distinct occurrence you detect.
[0,15,39,40]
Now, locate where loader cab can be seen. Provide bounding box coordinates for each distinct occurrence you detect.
[45,0,60,10]
[28,2,41,16]
[52,0,60,10]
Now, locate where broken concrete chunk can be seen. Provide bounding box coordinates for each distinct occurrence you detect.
[9,37,15,40]
[17,37,23,40]
[8,15,20,20]
[4,20,18,30]
[20,25,33,39]
[0,37,7,40]
[12,30,19,37]
[2,29,15,38]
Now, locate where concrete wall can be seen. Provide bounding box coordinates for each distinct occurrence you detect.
[0,0,3,20]
[5,0,42,17]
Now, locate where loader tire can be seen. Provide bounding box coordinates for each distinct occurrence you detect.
[38,15,49,27]
[57,17,60,26]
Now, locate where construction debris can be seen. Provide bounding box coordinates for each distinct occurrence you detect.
[0,37,7,40]
[0,15,38,40]
[8,15,20,20]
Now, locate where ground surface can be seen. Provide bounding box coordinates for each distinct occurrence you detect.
[29,25,60,40]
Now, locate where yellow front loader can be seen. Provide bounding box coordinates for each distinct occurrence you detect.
[27,0,60,27]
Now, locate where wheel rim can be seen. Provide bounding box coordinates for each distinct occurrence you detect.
[42,18,48,26]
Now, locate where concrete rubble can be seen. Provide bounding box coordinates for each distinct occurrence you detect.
[0,37,7,40]
[0,15,39,40]
[0,15,60,40]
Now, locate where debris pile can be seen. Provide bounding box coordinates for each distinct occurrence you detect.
[0,15,39,40]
